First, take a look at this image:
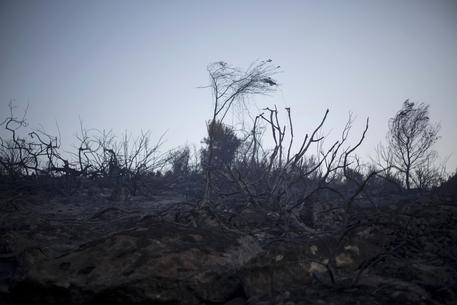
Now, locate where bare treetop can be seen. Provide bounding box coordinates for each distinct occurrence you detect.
[207,60,280,121]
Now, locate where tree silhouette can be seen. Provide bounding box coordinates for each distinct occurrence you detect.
[384,100,440,189]
[202,60,280,204]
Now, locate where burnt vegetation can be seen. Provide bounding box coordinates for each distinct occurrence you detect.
[1,61,456,305]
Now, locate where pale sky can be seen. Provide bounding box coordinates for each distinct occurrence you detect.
[1,0,456,169]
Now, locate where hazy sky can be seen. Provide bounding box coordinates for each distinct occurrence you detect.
[1,0,456,169]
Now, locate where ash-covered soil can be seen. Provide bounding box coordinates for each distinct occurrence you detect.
[1,189,456,305]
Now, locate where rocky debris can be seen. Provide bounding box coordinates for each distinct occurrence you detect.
[0,191,456,304]
[7,218,261,305]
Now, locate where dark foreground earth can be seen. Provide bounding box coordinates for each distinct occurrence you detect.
[1,188,456,305]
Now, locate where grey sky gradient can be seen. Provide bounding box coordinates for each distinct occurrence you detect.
[1,1,456,169]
